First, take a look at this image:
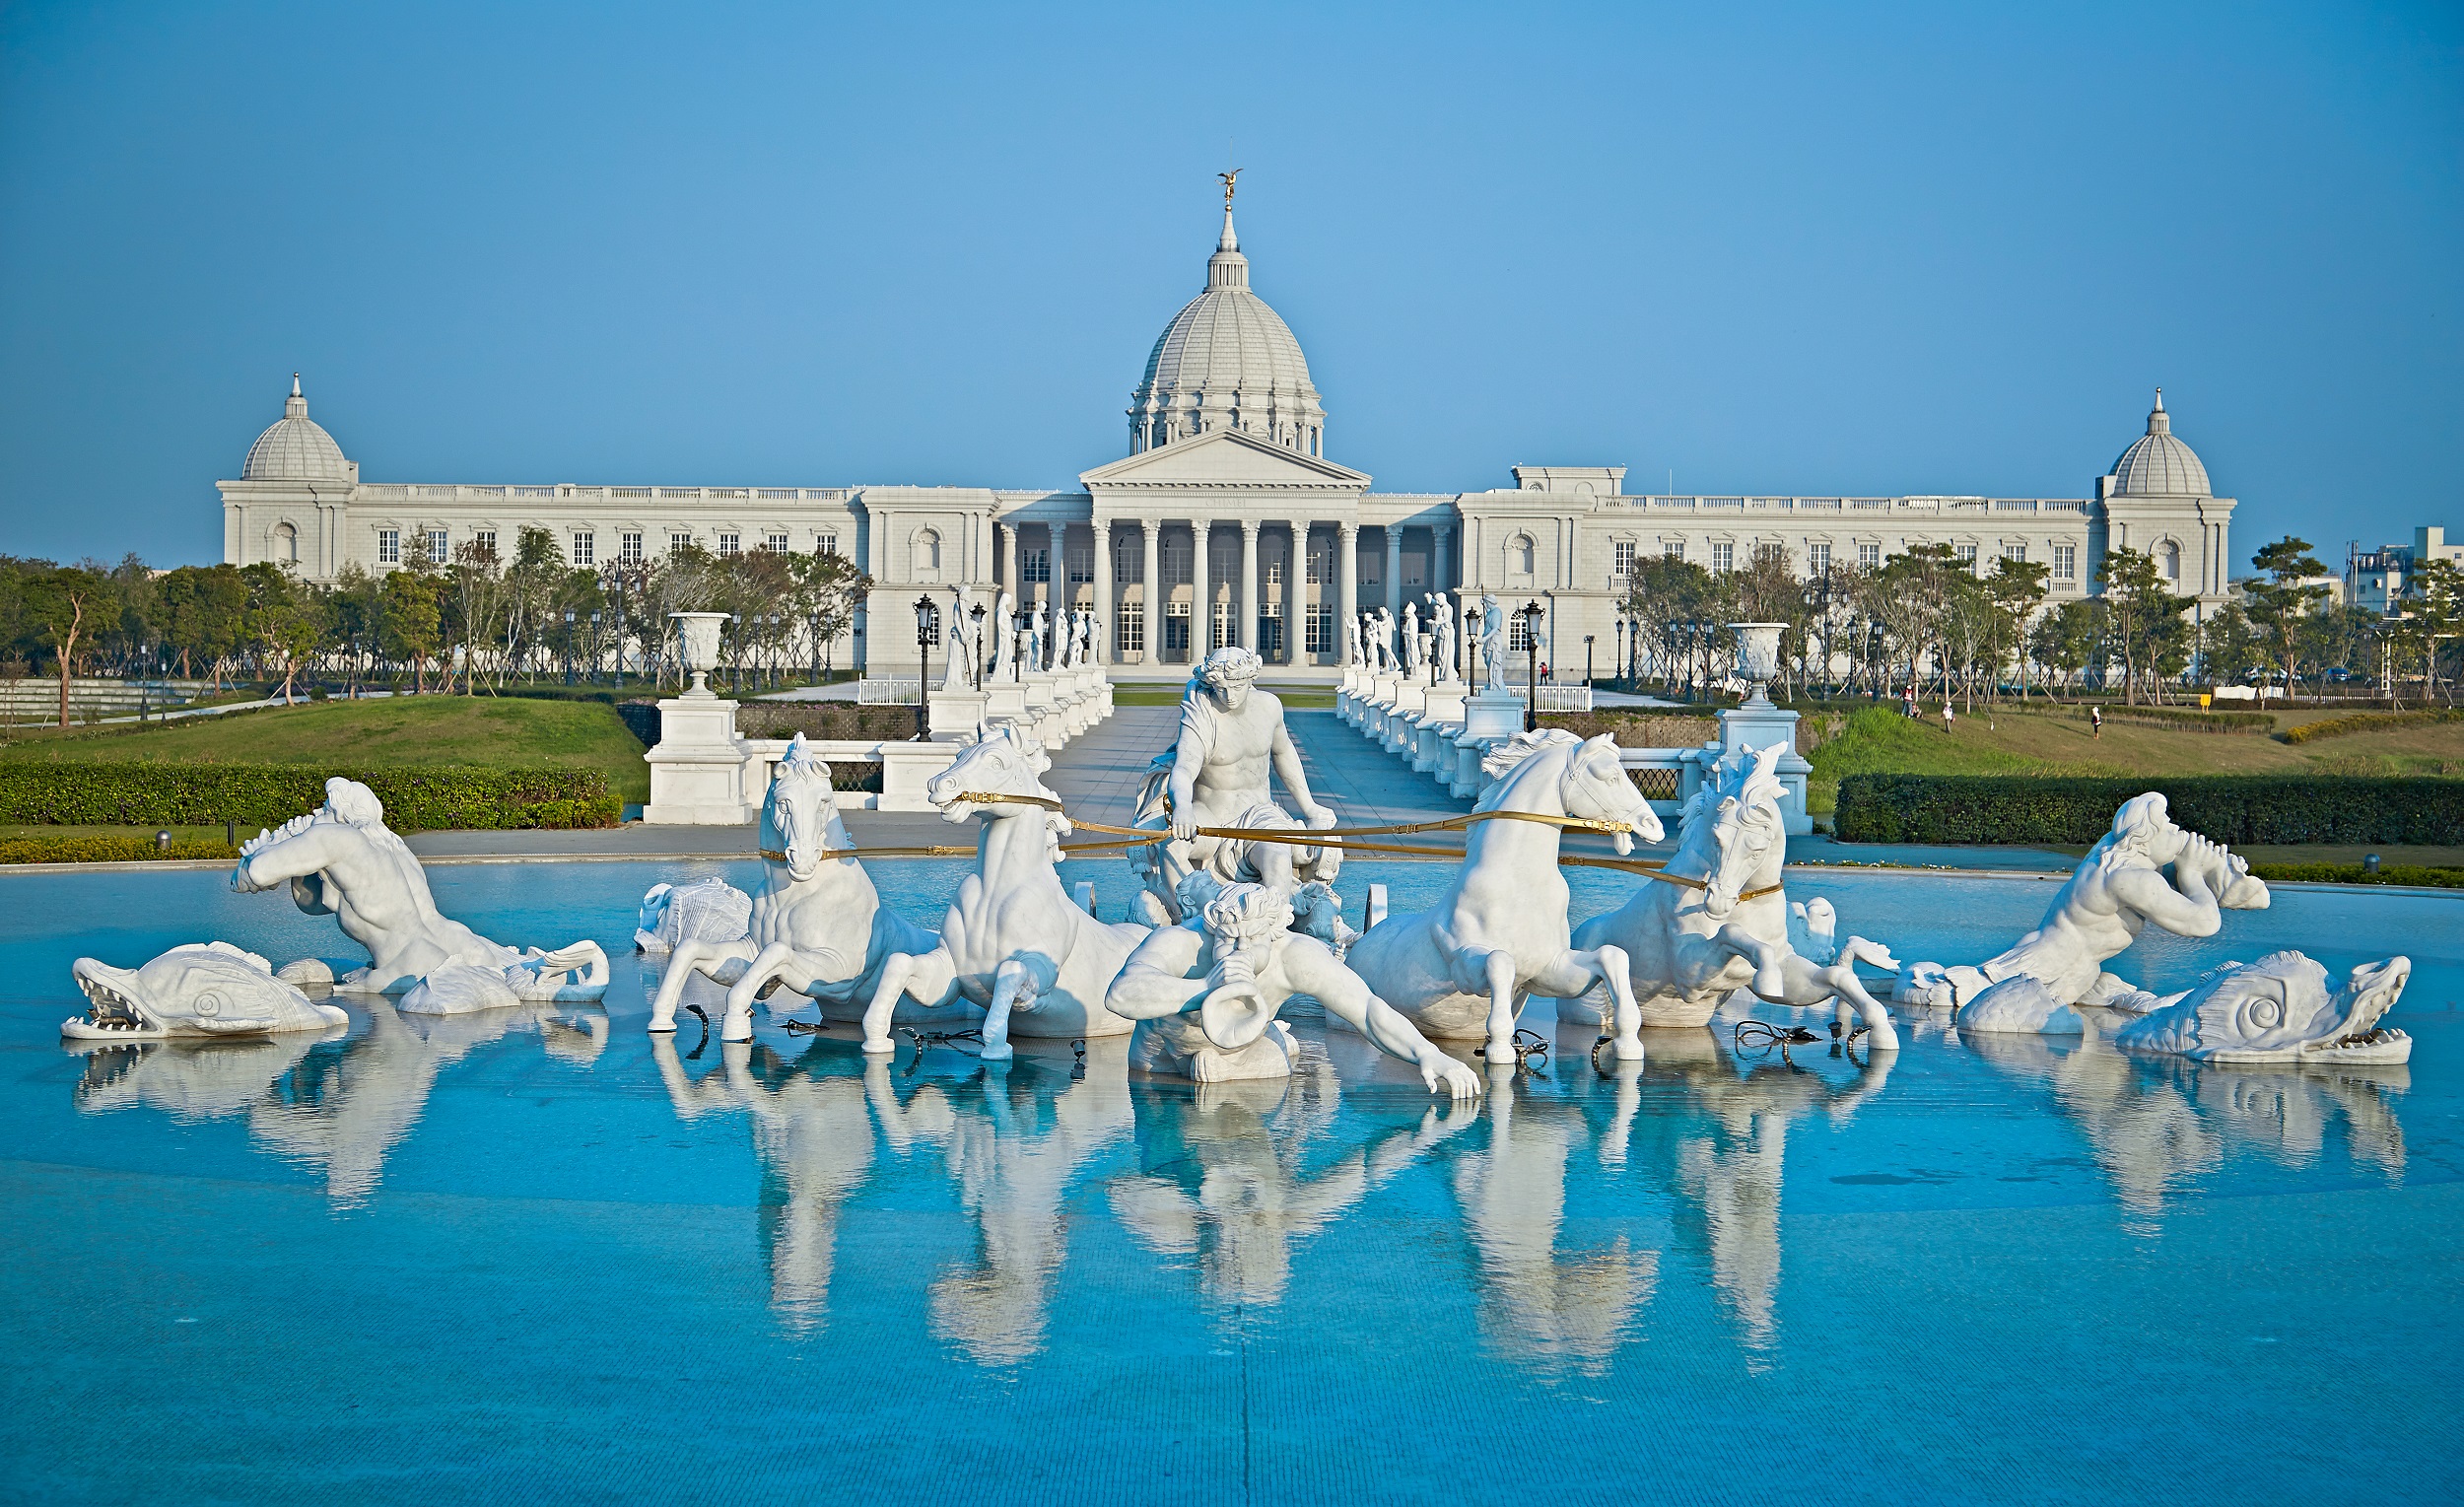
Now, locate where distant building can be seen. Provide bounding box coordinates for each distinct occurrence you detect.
[2349,527,2463,616]
[217,196,2241,677]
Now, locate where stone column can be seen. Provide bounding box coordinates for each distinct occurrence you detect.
[1048,522,1066,615]
[1190,521,1211,658]
[1385,525,1404,613]
[1433,522,1455,593]
[1139,519,1161,663]
[1092,515,1114,664]
[1240,518,1261,653]
[998,521,1017,604]
[1338,522,1359,664]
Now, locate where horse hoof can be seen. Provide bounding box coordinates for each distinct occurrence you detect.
[979,1043,1013,1062]
[647,1021,676,1034]
[860,1037,895,1055]
[1612,1037,1645,1062]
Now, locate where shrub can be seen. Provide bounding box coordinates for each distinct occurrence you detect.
[0,765,620,832]
[735,704,927,741]
[2059,705,2275,734]
[2280,709,2462,745]
[1539,713,1722,749]
[0,836,238,865]
[2246,861,2464,889]
[1833,774,2464,846]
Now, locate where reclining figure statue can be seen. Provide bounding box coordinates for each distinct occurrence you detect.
[1897,791,2269,1016]
[230,777,608,1004]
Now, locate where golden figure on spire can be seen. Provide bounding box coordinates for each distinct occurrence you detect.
[1218,168,1241,207]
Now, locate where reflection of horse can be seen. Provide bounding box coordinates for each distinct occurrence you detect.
[1344,730,1662,1063]
[859,725,1144,1060]
[649,734,945,1042]
[1562,742,1900,1044]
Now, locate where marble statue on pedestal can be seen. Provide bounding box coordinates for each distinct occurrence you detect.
[1899,792,2271,1014]
[941,587,977,691]
[64,942,349,1040]
[1375,609,1399,673]
[228,778,608,1004]
[1480,593,1508,691]
[1106,874,1481,1097]
[1401,600,1422,674]
[1344,612,1363,668]
[1028,601,1049,671]
[992,589,1017,680]
[1428,592,1457,683]
[1129,647,1341,922]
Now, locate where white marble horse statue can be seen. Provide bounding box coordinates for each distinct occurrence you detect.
[1343,729,1663,1064]
[1557,741,1902,1047]
[858,723,1146,1060]
[646,734,948,1042]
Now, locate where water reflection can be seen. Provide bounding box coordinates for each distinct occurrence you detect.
[1962,1028,2409,1230]
[67,998,607,1204]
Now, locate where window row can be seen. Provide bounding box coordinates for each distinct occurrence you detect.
[374,528,837,568]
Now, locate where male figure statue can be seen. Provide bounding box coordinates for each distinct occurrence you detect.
[1479,593,1509,692]
[1375,609,1398,673]
[1402,600,1422,674]
[1429,592,1457,683]
[991,588,1016,681]
[1135,647,1340,919]
[1344,612,1363,669]
[1027,600,1048,672]
[1898,791,2272,1009]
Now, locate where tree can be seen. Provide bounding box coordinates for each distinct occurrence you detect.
[2095,546,2192,705]
[240,562,328,703]
[787,549,869,682]
[380,561,445,693]
[1985,555,2049,700]
[2396,556,2462,704]
[2029,598,2096,699]
[2244,536,2331,702]
[2199,601,2263,688]
[25,565,104,726]
[156,564,248,689]
[1621,554,1723,694]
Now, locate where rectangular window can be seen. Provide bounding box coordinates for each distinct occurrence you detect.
[765,533,788,554]
[1212,601,1234,651]
[1024,547,1051,583]
[1664,541,1685,562]
[376,529,401,565]
[1118,600,1145,652]
[670,532,692,558]
[620,531,645,565]
[1956,543,1979,570]
[1266,562,1282,589]
[718,533,741,557]
[1509,614,1535,651]
[1360,553,1382,584]
[1613,540,1637,578]
[426,530,449,564]
[1116,542,1139,582]
[1067,545,1092,583]
[2054,543,2077,580]
[1808,542,1831,574]
[1259,614,1284,657]
[1163,542,1190,585]
[1305,548,1326,585]
[472,529,497,561]
[1305,603,1333,653]
[1711,542,1735,573]
[1859,542,1882,570]
[571,531,595,567]
[1167,598,1191,617]
[1755,542,1786,566]
[1403,552,1425,587]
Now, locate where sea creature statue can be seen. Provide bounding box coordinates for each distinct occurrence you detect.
[941,586,977,690]
[1128,646,1341,923]
[992,589,1017,680]
[2108,952,2412,1064]
[1558,742,1903,1045]
[1479,593,1508,691]
[1896,792,2271,1011]
[64,942,349,1040]
[648,734,948,1042]
[1402,600,1422,674]
[635,878,754,954]
[859,723,1146,1059]
[1429,592,1457,683]
[230,778,607,1001]
[1344,729,1662,1063]
[1106,874,1482,1097]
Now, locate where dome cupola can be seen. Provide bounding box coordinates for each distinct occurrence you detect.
[1128,186,1327,457]
[241,375,354,483]
[2108,388,2211,497]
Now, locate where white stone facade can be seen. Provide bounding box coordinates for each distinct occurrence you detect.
[219,206,2237,679]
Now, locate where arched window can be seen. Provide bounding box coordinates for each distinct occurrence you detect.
[272,522,298,564]
[915,528,942,582]
[2161,541,2181,582]
[1507,534,1536,579]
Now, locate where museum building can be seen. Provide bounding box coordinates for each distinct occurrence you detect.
[218,198,2237,679]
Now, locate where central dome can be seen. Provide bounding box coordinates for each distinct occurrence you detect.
[1128,206,1326,457]
[2109,389,2211,497]
[241,376,354,484]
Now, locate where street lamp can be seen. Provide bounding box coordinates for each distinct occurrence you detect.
[563,610,576,685]
[1011,601,1031,681]
[1462,602,1480,688]
[1517,599,1543,730]
[588,610,601,683]
[912,596,935,739]
[1584,634,1595,690]
[969,598,988,691]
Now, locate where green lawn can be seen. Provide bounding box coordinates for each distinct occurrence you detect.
[0,696,653,803]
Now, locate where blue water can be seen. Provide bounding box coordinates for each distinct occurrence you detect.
[2,858,2459,1505]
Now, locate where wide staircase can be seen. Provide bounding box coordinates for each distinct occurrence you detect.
[0,678,214,724]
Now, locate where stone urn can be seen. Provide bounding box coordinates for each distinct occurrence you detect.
[670,611,730,697]
[1728,622,1785,705]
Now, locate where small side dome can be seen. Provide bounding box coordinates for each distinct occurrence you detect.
[242,375,353,483]
[2109,388,2211,497]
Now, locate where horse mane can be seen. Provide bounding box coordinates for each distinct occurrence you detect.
[1677,740,1785,825]
[1473,728,1582,808]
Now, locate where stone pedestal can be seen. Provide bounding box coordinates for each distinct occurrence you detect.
[1382,680,1428,753]
[1023,674,1065,748]
[1412,682,1468,773]
[1717,694,1814,835]
[927,687,990,741]
[644,691,753,825]
[877,740,964,813]
[1460,689,1525,741]
[984,679,1029,728]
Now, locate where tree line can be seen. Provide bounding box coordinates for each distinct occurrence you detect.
[0,530,871,726]
[1613,535,2456,708]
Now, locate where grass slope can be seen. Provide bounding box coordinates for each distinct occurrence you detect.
[0,696,652,802]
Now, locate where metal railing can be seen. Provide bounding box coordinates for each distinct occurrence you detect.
[856,678,923,706]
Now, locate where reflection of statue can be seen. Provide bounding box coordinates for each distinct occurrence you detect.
[1401,600,1422,673]
[1899,792,2271,1011]
[1106,876,1481,1096]
[231,778,607,1000]
[941,587,976,690]
[992,589,1017,680]
[1130,647,1340,918]
[1429,592,1457,683]
[1480,593,1508,691]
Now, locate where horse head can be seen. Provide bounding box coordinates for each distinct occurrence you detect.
[763,733,844,882]
[926,722,1067,835]
[1479,730,1662,854]
[1682,741,1788,920]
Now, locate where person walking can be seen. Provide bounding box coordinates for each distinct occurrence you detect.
[2090,706,2103,739]
[1941,699,1955,733]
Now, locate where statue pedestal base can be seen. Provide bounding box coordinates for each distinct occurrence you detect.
[927,688,990,741]
[1413,682,1469,772]
[644,692,752,824]
[1716,695,1814,835]
[984,679,1029,727]
[1460,689,1525,741]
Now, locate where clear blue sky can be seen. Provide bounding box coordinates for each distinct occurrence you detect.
[2,1,2456,569]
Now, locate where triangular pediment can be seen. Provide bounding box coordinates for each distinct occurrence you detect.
[1079,430,1371,491]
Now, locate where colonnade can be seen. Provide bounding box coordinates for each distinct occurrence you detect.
[990,518,1455,667]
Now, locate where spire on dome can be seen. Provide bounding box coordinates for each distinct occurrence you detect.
[2147,387,2169,435]
[1218,204,1239,252]
[286,373,308,420]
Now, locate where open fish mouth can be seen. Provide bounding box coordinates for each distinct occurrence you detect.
[65,964,163,1039]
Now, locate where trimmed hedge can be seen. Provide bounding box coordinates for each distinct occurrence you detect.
[2059,704,2276,734]
[1539,712,1723,749]
[2248,861,2464,890]
[0,836,238,865]
[736,703,926,741]
[2281,709,2461,745]
[0,765,620,832]
[1833,774,2464,846]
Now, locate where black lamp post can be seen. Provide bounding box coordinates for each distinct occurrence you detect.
[1462,603,1480,688]
[1517,599,1543,730]
[1012,602,1031,681]
[1611,620,1625,689]
[1584,634,1595,690]
[563,610,576,685]
[912,596,934,739]
[969,599,988,691]
[588,610,601,683]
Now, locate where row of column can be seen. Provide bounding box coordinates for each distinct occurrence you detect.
[992,518,1453,665]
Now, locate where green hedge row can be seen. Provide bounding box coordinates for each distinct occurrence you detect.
[0,836,238,865]
[2059,705,2276,733]
[2280,709,2460,745]
[0,765,621,832]
[1833,774,2464,846]
[2247,861,2464,890]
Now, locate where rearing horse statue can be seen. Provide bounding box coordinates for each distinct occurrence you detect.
[1343,730,1663,1064]
[1559,741,1902,1046]
[647,734,946,1043]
